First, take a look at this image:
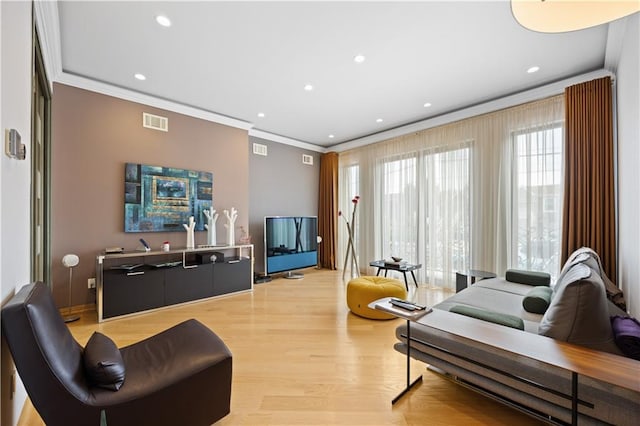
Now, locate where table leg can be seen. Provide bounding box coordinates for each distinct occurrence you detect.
[402,273,409,291]
[410,270,418,288]
[455,272,468,293]
[571,372,578,425]
[392,320,423,404]
[376,267,382,276]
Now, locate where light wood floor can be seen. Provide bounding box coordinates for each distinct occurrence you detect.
[19,268,542,425]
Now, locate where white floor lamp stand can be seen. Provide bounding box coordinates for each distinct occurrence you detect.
[62,254,80,323]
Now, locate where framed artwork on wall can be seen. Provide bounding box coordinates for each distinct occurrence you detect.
[124,162,213,232]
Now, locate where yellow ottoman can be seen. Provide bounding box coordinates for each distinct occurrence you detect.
[347,276,407,320]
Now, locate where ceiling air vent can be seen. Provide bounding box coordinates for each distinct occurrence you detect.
[302,154,313,165]
[253,143,268,156]
[143,113,168,132]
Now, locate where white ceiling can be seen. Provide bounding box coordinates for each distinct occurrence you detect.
[49,1,612,149]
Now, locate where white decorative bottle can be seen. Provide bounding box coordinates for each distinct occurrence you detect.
[203,207,218,246]
[183,216,196,249]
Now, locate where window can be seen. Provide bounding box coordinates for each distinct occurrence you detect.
[512,124,563,276]
[422,145,471,286]
[376,145,470,287]
[337,95,564,290]
[381,156,417,261]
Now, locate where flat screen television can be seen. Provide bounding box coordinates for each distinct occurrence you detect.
[264,216,318,278]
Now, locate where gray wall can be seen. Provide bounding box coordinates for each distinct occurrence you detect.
[248,136,320,274]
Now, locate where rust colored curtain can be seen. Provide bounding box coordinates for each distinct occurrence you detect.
[318,152,339,269]
[562,76,616,283]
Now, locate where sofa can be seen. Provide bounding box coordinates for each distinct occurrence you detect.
[394,248,639,425]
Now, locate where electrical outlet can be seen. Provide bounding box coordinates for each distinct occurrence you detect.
[88,278,96,289]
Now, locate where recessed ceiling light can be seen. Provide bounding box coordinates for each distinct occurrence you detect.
[304,84,314,91]
[156,15,172,27]
[134,73,146,81]
[423,102,432,108]
[376,118,383,123]
[328,134,335,139]
[354,54,366,63]
[257,112,265,118]
[527,66,540,74]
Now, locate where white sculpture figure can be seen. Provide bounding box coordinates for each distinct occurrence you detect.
[183,216,196,249]
[203,207,219,246]
[224,207,238,246]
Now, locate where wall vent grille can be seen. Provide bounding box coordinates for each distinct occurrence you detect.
[143,113,168,132]
[253,143,268,156]
[302,154,313,165]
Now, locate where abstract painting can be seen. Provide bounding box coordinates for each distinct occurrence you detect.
[124,163,212,232]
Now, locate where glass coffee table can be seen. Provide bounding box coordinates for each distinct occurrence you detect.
[369,260,422,290]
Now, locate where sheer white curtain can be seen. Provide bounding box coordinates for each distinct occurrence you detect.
[379,154,418,264]
[421,144,471,286]
[339,95,564,290]
[512,124,564,278]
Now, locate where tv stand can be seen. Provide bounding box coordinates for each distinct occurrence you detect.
[96,244,253,322]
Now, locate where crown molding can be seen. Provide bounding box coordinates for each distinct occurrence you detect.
[33,0,258,135]
[57,72,254,131]
[37,0,613,154]
[604,16,629,74]
[329,69,614,153]
[33,1,325,147]
[248,129,326,153]
[33,0,62,90]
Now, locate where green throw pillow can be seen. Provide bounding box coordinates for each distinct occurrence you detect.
[522,286,553,314]
[450,305,525,330]
[505,269,551,286]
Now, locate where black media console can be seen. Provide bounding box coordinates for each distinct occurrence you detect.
[96,245,253,322]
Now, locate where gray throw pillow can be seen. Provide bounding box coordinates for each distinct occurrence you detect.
[555,248,601,287]
[522,286,553,314]
[538,263,615,351]
[83,332,126,391]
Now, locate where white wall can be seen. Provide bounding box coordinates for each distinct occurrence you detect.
[1,1,32,424]
[617,13,640,318]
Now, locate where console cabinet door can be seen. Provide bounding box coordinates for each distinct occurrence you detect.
[164,264,214,305]
[213,259,251,296]
[102,268,164,318]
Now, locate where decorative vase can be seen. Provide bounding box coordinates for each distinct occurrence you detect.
[203,207,218,246]
[183,216,196,249]
[224,208,238,246]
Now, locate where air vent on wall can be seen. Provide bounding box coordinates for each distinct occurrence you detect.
[253,143,268,156]
[143,112,168,132]
[302,154,313,165]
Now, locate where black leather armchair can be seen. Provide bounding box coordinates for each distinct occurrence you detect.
[1,282,232,426]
